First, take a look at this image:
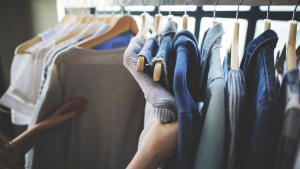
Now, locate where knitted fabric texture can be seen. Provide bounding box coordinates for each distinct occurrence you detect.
[123,37,177,123]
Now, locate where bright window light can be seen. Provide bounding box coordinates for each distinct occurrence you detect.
[199,17,248,65]
[254,20,300,63]
[159,5,197,12]
[125,6,155,11]
[259,6,300,11]
[202,5,251,11]
[96,5,121,12]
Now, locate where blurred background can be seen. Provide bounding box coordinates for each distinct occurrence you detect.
[0,0,299,150]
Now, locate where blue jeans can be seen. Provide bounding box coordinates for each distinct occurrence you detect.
[152,21,178,91]
[170,29,202,169]
[239,29,282,169]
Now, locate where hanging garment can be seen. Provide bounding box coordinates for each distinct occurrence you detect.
[193,23,226,169]
[274,69,300,169]
[222,54,246,169]
[38,24,133,98]
[239,30,282,169]
[152,21,178,91]
[123,36,177,168]
[0,26,66,125]
[26,47,145,169]
[168,30,202,169]
[138,37,159,78]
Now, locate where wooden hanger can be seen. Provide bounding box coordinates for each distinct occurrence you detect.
[61,14,77,27]
[287,20,297,70]
[14,14,77,54]
[77,15,139,49]
[231,0,242,69]
[136,12,154,72]
[154,1,173,81]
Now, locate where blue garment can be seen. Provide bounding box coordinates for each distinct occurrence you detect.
[170,29,202,169]
[194,23,226,169]
[138,37,159,78]
[92,31,134,50]
[152,21,178,91]
[239,30,282,169]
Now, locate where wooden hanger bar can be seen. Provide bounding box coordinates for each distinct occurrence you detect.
[286,20,297,70]
[263,19,271,31]
[183,15,188,29]
[231,21,240,69]
[77,15,139,49]
[126,0,296,5]
[14,37,42,54]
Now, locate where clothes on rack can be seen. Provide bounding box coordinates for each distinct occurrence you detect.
[194,23,226,169]
[123,36,177,168]
[274,69,300,169]
[239,30,282,169]
[152,20,178,91]
[26,47,145,169]
[169,29,202,169]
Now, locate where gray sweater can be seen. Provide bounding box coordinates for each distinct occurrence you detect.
[26,46,145,169]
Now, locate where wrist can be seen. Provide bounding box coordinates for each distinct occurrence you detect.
[35,121,52,132]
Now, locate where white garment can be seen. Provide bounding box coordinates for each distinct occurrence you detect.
[26,46,145,169]
[0,25,68,125]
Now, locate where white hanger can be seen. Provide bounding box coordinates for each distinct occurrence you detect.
[287,0,298,70]
[231,0,243,69]
[263,0,272,32]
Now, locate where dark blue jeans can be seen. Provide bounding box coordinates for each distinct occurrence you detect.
[152,21,178,91]
[239,30,282,169]
[170,30,202,169]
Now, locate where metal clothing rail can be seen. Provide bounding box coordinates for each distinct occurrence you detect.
[128,0,297,6]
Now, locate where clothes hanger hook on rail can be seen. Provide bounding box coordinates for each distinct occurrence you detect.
[168,0,173,15]
[108,0,116,15]
[184,0,190,15]
[142,0,148,13]
[124,0,134,14]
[213,0,219,20]
[158,0,164,15]
[266,0,272,19]
[292,0,299,21]
[236,0,243,20]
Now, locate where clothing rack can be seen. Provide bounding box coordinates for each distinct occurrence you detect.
[127,0,297,6]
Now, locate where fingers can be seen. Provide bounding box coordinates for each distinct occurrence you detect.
[62,107,87,121]
[57,98,88,114]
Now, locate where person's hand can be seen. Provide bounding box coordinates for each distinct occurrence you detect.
[127,120,178,169]
[39,98,88,131]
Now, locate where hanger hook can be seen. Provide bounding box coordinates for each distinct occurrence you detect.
[236,0,243,20]
[142,0,148,13]
[124,0,134,14]
[292,0,299,20]
[266,0,272,19]
[168,0,173,15]
[158,0,164,14]
[184,0,190,15]
[213,0,218,19]
[108,0,115,15]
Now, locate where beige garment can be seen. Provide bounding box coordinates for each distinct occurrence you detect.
[26,46,145,169]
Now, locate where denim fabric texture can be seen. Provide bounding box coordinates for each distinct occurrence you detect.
[193,23,226,169]
[274,69,300,169]
[222,52,247,169]
[152,21,178,91]
[223,49,231,83]
[239,30,282,169]
[138,37,159,78]
[169,29,202,169]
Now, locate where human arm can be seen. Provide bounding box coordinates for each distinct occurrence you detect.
[9,98,88,156]
[127,120,178,169]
